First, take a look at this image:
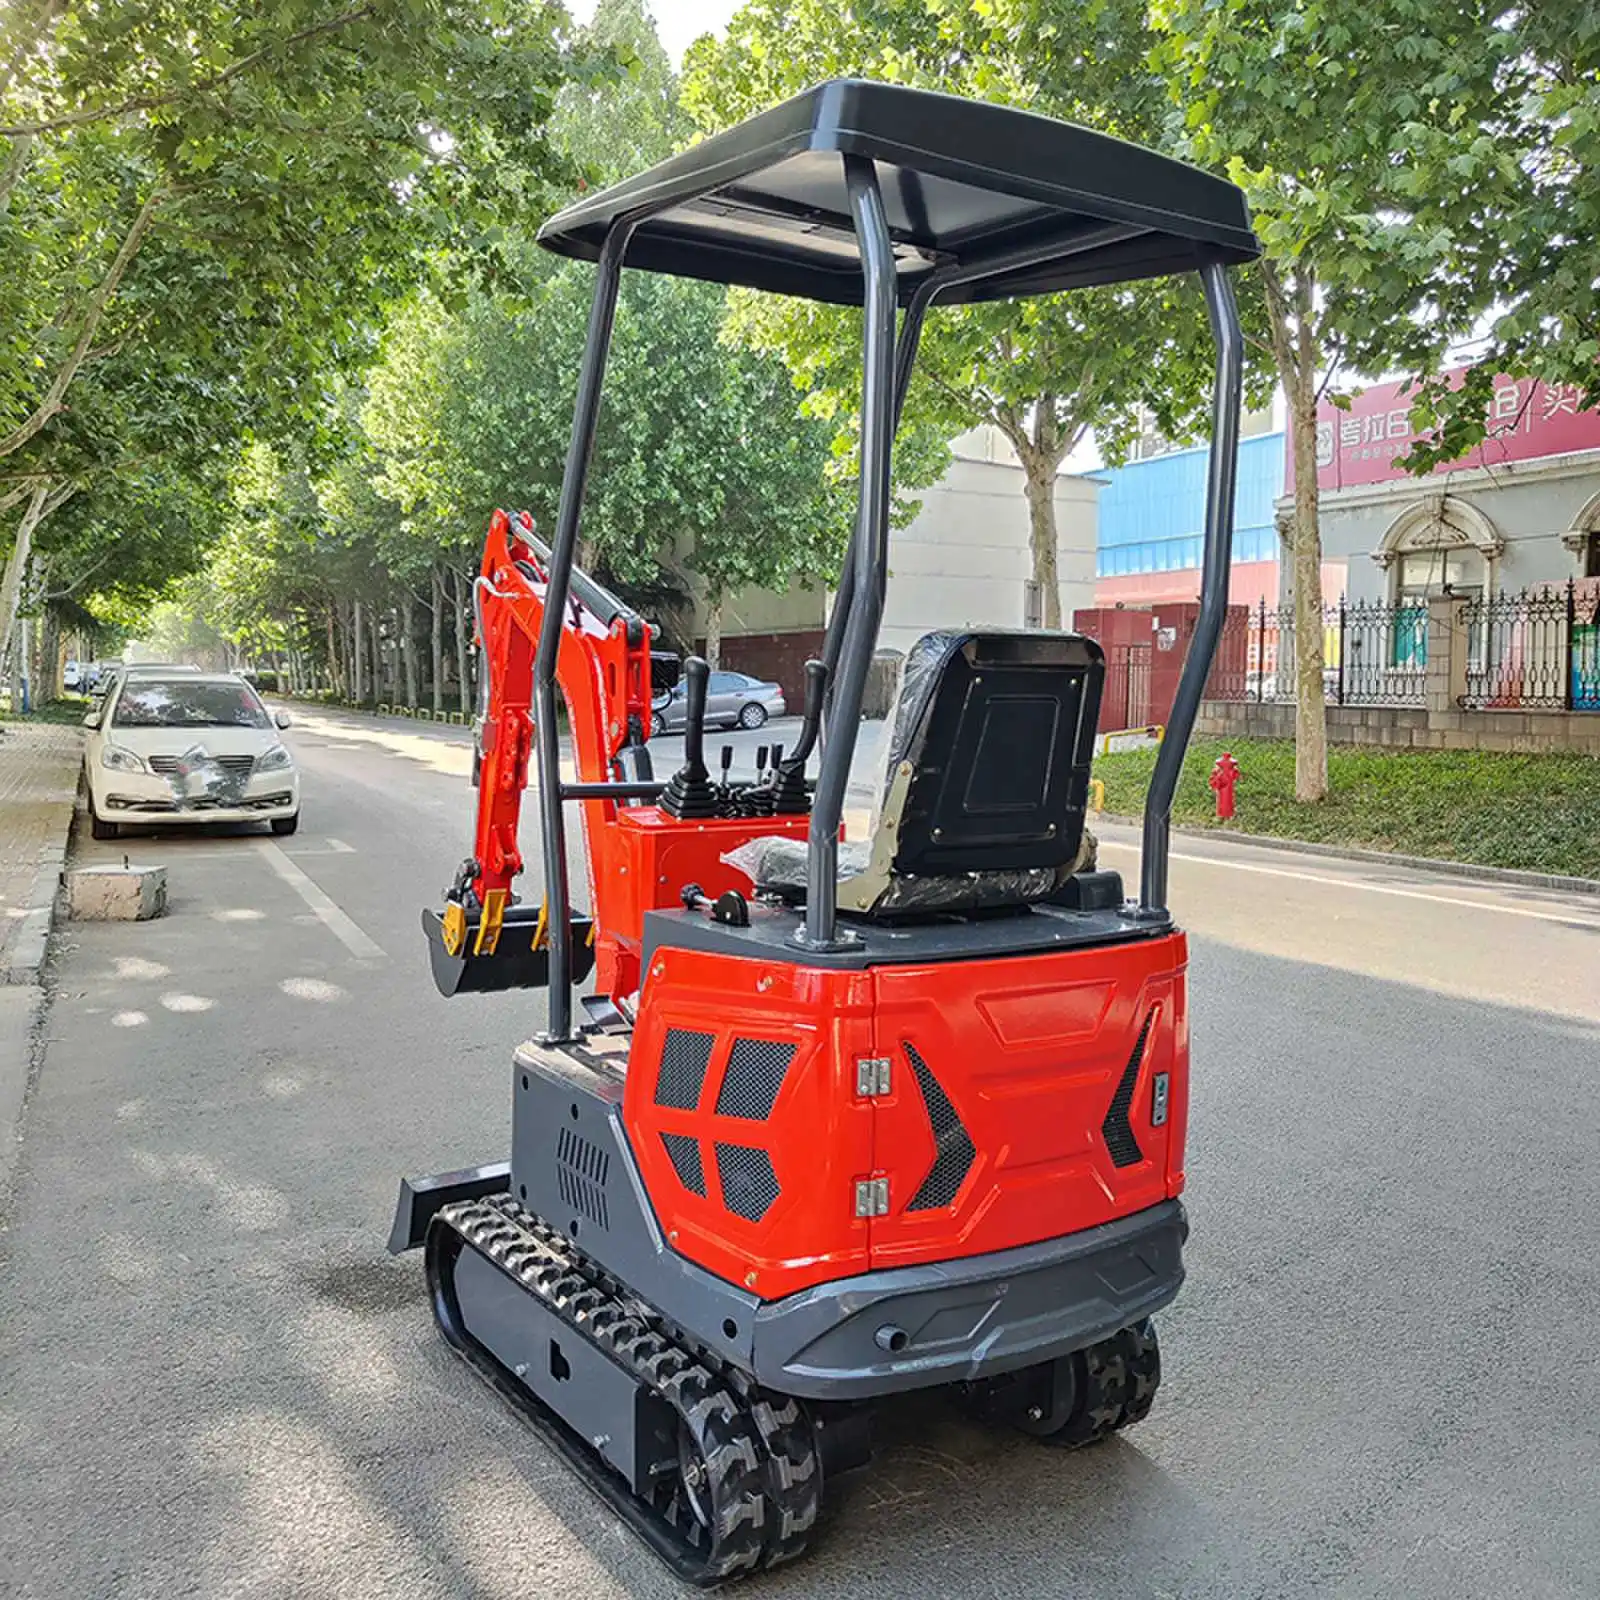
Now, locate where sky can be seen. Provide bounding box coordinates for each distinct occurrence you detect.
[568,0,743,63]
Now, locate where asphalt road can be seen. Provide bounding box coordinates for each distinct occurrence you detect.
[3,706,1598,1599]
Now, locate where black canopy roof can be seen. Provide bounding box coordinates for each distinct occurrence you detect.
[537,80,1259,306]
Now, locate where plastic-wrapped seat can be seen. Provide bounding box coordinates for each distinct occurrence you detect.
[726,630,1105,919]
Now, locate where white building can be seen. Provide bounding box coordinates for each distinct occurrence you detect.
[707,426,1102,694]
[877,427,1101,656]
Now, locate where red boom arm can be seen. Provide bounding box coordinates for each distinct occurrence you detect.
[469,509,653,918]
[447,508,811,1008]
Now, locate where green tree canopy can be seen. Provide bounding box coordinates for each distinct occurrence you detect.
[1393,7,1600,467]
[164,0,850,695]
[682,0,1233,629]
[1,0,578,663]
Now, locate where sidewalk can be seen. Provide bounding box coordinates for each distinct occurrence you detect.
[0,720,81,1211]
[0,721,82,983]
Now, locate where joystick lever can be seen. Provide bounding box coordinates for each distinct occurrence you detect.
[772,659,825,813]
[659,657,717,819]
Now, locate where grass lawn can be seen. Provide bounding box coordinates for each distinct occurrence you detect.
[1094,737,1600,880]
[0,694,93,725]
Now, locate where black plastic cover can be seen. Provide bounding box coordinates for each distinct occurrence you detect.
[891,631,1104,876]
[537,79,1259,305]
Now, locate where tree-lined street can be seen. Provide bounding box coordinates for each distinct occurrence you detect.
[2,722,1597,1598]
[5,4,1600,1596]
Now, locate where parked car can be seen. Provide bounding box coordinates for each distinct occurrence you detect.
[82,671,300,840]
[650,670,786,734]
[63,659,82,690]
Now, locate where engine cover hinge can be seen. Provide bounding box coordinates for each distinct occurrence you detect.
[855,1056,891,1097]
[853,1176,890,1218]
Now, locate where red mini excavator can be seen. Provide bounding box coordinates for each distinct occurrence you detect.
[390,80,1259,1583]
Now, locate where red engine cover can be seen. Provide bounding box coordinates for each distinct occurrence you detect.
[626,933,1189,1300]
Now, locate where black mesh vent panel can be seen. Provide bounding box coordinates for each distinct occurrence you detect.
[1102,1006,1157,1169]
[661,1131,706,1197]
[715,1143,780,1222]
[715,1038,796,1120]
[655,1028,714,1110]
[905,1043,977,1211]
[556,1127,610,1229]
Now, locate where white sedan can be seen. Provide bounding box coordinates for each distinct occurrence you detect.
[83,672,301,839]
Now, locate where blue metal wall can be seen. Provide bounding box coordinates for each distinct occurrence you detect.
[1094,432,1284,578]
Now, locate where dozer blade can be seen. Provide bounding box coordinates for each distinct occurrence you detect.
[421,904,596,997]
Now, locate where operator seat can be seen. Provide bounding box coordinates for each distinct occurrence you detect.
[737,630,1106,919]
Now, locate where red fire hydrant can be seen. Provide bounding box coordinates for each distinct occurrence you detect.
[1209,752,1240,821]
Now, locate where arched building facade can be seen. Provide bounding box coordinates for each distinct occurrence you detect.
[1288,371,1600,606]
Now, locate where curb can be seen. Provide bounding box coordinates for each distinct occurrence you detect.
[5,763,80,986]
[281,695,473,727]
[6,835,68,985]
[0,981,47,1220]
[1095,811,1600,897]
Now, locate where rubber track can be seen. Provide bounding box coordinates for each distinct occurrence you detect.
[429,1195,818,1583]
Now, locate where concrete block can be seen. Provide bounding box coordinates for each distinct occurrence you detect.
[66,864,167,921]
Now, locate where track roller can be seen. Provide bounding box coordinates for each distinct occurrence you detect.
[965,1318,1161,1448]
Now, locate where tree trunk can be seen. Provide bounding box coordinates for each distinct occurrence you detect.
[453,566,472,716]
[430,568,445,713]
[39,605,59,699]
[326,607,343,698]
[401,599,419,708]
[352,599,365,704]
[1288,380,1328,802]
[9,614,26,712]
[0,479,48,670]
[368,606,383,704]
[385,608,400,704]
[1262,259,1329,805]
[1020,454,1063,630]
[703,596,723,669]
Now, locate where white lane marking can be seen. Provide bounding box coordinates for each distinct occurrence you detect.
[326,838,355,854]
[1099,839,1600,930]
[256,840,386,959]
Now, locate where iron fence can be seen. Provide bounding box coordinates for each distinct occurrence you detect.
[1245,597,1430,707]
[1458,581,1600,711]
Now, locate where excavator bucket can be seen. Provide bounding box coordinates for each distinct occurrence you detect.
[421,903,596,997]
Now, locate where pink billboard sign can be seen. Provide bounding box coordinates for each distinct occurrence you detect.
[1304,369,1600,491]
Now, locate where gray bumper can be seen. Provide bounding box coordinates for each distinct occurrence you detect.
[749,1199,1187,1401]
